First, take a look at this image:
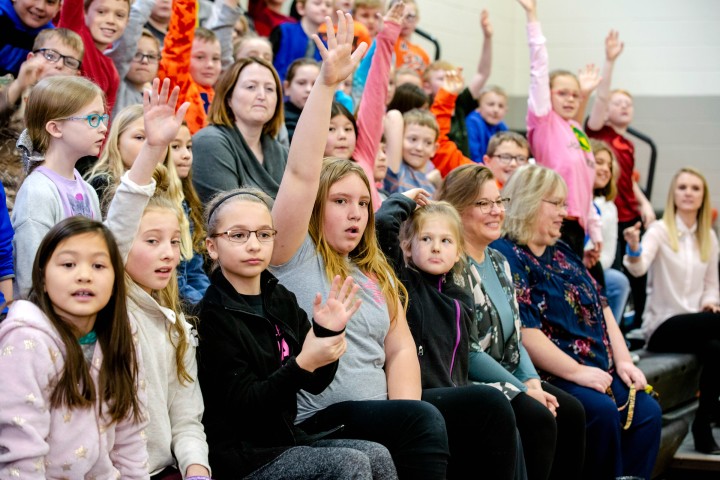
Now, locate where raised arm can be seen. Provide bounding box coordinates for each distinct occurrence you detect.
[158,0,196,95]
[383,109,404,174]
[573,63,601,126]
[468,9,493,99]
[271,12,367,265]
[107,0,157,80]
[204,0,244,71]
[518,0,551,117]
[587,30,623,131]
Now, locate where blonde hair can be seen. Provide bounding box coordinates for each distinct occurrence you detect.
[356,0,383,9]
[33,28,85,61]
[589,139,618,202]
[663,167,713,262]
[478,85,508,102]
[400,201,465,274]
[486,131,530,158]
[549,69,580,90]
[423,60,455,83]
[402,108,439,141]
[310,158,407,320]
[502,165,567,246]
[25,76,104,155]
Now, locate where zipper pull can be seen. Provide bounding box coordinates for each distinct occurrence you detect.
[418,345,424,356]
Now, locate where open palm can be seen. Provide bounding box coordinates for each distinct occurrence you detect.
[143,78,191,148]
[313,11,368,87]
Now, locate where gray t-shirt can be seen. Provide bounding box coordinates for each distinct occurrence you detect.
[270,236,391,423]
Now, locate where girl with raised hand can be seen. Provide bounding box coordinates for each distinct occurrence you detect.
[269,11,450,479]
[12,76,106,296]
[103,78,213,479]
[0,216,147,479]
[375,188,522,479]
[196,188,397,479]
[624,167,720,454]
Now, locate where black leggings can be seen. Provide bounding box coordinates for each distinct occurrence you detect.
[422,384,519,480]
[298,399,449,480]
[647,311,720,418]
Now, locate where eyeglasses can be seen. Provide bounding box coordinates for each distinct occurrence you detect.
[542,199,569,210]
[492,153,528,165]
[404,13,418,23]
[474,198,510,214]
[211,228,277,244]
[33,48,82,70]
[132,51,161,63]
[57,113,109,128]
[551,89,580,101]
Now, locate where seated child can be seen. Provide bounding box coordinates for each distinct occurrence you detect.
[354,0,383,39]
[283,58,320,143]
[466,85,509,162]
[233,33,273,62]
[389,0,428,75]
[0,0,61,76]
[482,131,530,190]
[110,28,161,116]
[384,108,438,195]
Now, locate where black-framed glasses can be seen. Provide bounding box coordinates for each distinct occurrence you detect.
[57,113,109,128]
[211,228,277,244]
[474,198,510,214]
[132,51,161,63]
[542,199,569,210]
[33,48,82,70]
[492,153,529,165]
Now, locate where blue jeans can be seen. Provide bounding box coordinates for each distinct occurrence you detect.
[604,268,630,324]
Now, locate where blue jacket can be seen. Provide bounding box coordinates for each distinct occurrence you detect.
[0,184,14,312]
[0,0,55,77]
[270,22,322,82]
[177,201,210,306]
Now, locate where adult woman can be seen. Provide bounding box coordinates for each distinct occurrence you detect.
[493,164,662,480]
[437,164,586,480]
[191,57,287,203]
[623,167,720,454]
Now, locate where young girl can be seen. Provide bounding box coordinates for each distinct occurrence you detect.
[375,191,520,478]
[269,11,449,479]
[591,139,630,324]
[12,75,105,296]
[517,0,603,271]
[103,77,212,478]
[322,1,405,210]
[624,167,720,454]
[283,58,321,143]
[0,216,147,478]
[168,123,211,307]
[197,187,397,479]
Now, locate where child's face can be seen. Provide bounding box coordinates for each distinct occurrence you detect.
[31,38,83,79]
[550,75,581,121]
[460,179,504,247]
[483,141,528,186]
[400,2,418,38]
[334,0,353,11]
[206,201,274,294]
[170,125,193,179]
[373,141,388,182]
[85,0,130,50]
[45,232,115,333]
[424,69,446,96]
[403,215,460,276]
[322,174,370,256]
[607,92,634,128]
[477,92,508,126]
[402,123,437,171]
[593,149,612,190]
[150,0,172,23]
[235,38,273,63]
[191,38,222,87]
[284,64,319,109]
[354,6,381,37]
[13,0,60,29]
[297,0,333,27]
[54,94,108,157]
[117,116,145,169]
[230,62,278,128]
[126,36,160,87]
[325,114,356,159]
[125,208,181,293]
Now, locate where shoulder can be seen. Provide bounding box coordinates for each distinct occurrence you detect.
[0,300,61,352]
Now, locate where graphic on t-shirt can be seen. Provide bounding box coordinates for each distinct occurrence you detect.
[571,125,591,152]
[68,192,93,218]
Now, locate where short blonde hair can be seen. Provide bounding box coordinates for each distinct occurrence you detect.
[423,60,455,83]
[403,108,439,142]
[400,201,465,273]
[33,28,85,61]
[502,164,567,246]
[478,85,508,103]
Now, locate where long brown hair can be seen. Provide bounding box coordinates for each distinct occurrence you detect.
[310,158,407,321]
[28,217,142,424]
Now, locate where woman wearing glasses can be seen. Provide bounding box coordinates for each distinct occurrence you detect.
[489,164,661,480]
[436,164,586,480]
[11,76,107,296]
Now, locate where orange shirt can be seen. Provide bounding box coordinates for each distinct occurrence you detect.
[430,88,473,177]
[393,37,430,76]
[318,21,372,53]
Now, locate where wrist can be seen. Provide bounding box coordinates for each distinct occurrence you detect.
[625,244,642,257]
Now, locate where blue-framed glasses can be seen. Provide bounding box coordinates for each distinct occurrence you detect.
[58,113,109,128]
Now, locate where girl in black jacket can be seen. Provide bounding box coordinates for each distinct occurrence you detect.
[197,187,397,479]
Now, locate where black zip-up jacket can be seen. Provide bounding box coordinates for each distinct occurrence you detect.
[376,194,474,389]
[197,269,340,478]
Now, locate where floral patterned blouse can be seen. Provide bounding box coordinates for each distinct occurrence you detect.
[492,238,613,377]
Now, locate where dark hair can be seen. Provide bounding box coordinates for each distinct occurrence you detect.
[28,217,142,424]
[331,100,358,137]
[285,57,320,84]
[386,83,430,114]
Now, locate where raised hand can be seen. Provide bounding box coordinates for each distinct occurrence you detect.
[401,187,431,207]
[605,29,624,62]
[296,328,347,372]
[313,11,368,88]
[313,275,362,333]
[441,68,465,95]
[516,0,537,21]
[480,9,493,38]
[623,221,642,252]
[384,0,406,26]
[143,77,191,148]
[577,63,601,96]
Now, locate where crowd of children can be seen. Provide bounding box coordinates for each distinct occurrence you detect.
[0,0,718,478]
